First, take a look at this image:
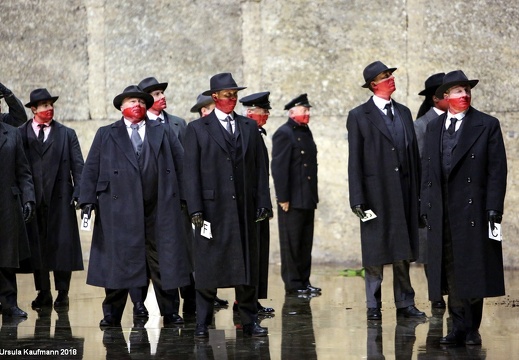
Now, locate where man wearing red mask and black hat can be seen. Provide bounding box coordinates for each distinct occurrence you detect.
[420,70,507,346]
[19,88,84,311]
[271,93,320,296]
[347,61,425,321]
[183,73,271,338]
[79,85,191,328]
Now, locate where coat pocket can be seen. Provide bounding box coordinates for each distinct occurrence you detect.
[96,181,110,194]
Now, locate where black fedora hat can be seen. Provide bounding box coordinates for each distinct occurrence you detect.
[239,91,271,110]
[25,88,59,108]
[190,93,215,113]
[138,77,168,93]
[361,61,397,88]
[418,72,445,96]
[284,93,312,111]
[435,70,479,98]
[113,85,154,110]
[202,73,246,96]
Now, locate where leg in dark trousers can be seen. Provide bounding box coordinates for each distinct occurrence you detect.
[102,288,129,325]
[0,268,18,308]
[235,285,258,325]
[196,288,217,325]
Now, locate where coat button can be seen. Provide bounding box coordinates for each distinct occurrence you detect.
[391,147,395,151]
[298,138,301,141]
[114,170,119,174]
[394,167,399,172]
[468,198,473,204]
[471,153,475,159]
[428,202,431,208]
[301,150,305,154]
[470,221,475,227]
[427,226,431,230]
[227,157,231,161]
[467,177,471,183]
[166,169,171,174]
[230,176,233,181]
[307,176,311,180]
[304,163,308,167]
[232,195,236,199]
[112,195,118,200]
[427,181,432,187]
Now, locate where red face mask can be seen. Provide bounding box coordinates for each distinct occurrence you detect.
[373,77,396,98]
[248,113,268,128]
[447,96,471,113]
[35,109,54,123]
[292,114,310,125]
[122,105,147,122]
[214,98,237,114]
[151,98,167,112]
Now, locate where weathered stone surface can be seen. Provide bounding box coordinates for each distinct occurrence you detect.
[1,0,518,266]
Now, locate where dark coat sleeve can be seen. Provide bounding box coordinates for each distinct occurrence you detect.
[67,128,85,199]
[79,127,103,206]
[1,94,27,127]
[271,125,293,203]
[346,107,366,208]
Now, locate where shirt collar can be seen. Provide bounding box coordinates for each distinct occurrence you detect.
[214,107,234,121]
[433,107,445,116]
[123,118,145,127]
[372,95,392,110]
[147,110,163,121]
[447,109,467,121]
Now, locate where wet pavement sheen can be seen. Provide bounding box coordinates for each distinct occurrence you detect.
[3,263,519,359]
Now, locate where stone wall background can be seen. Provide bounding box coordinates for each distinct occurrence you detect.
[1,0,518,267]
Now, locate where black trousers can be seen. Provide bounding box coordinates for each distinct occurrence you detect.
[33,270,71,292]
[0,268,18,308]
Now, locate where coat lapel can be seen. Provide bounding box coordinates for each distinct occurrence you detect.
[111,118,139,169]
[44,122,65,186]
[203,112,230,154]
[236,115,251,155]
[429,113,446,179]
[451,108,484,170]
[0,124,7,152]
[145,119,163,158]
[364,98,393,143]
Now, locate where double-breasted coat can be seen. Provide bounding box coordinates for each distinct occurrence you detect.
[183,112,271,290]
[19,120,84,271]
[420,107,507,300]
[0,122,34,268]
[347,97,421,266]
[80,119,192,290]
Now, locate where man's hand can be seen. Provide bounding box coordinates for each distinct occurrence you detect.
[488,210,503,231]
[23,201,35,223]
[0,82,13,97]
[70,197,79,209]
[351,204,366,219]
[255,208,269,222]
[81,204,95,219]
[279,201,289,212]
[191,212,204,228]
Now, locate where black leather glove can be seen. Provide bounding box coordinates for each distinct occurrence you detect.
[70,197,79,209]
[352,204,366,219]
[419,214,428,228]
[0,82,12,97]
[191,212,204,228]
[23,201,35,223]
[255,208,269,222]
[81,203,95,219]
[488,210,503,231]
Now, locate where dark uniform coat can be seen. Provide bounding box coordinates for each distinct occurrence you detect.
[420,107,507,300]
[19,120,84,271]
[347,97,421,266]
[0,123,35,268]
[80,119,191,290]
[183,112,271,289]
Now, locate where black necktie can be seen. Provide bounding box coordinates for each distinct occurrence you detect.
[225,116,233,134]
[447,117,457,135]
[37,124,46,143]
[130,123,143,155]
[384,103,394,121]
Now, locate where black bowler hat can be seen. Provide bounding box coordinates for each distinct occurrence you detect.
[113,85,154,110]
[25,88,59,108]
[190,93,214,113]
[202,73,246,96]
[239,91,271,110]
[284,93,312,110]
[361,61,397,88]
[138,76,168,93]
[435,70,479,98]
[418,72,445,96]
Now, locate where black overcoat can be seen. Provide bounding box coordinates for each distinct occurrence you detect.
[420,107,507,300]
[0,123,34,267]
[80,119,191,290]
[19,120,84,271]
[183,112,271,289]
[347,97,421,266]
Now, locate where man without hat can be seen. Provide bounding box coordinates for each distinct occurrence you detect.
[420,70,507,346]
[79,85,191,328]
[20,88,84,311]
[0,81,27,126]
[183,73,271,338]
[271,93,320,296]
[347,61,425,320]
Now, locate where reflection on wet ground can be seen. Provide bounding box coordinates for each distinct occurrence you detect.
[3,263,519,359]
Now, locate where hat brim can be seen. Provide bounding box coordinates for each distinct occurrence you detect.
[418,87,439,96]
[202,86,247,96]
[113,92,154,110]
[361,67,397,88]
[190,99,215,113]
[142,82,168,93]
[434,80,479,99]
[24,96,59,108]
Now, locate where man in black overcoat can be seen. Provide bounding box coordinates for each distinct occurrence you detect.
[20,88,84,311]
[79,85,191,328]
[0,81,27,126]
[183,73,271,338]
[271,93,320,296]
[420,70,507,346]
[347,61,425,321]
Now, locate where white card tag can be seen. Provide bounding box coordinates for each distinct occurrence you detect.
[360,209,377,222]
[489,222,502,241]
[201,221,213,239]
[80,214,92,231]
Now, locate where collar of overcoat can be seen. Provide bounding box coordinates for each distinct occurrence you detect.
[201,111,252,155]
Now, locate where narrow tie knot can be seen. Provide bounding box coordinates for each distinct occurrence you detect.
[448,117,458,135]
[225,116,233,135]
[130,123,139,130]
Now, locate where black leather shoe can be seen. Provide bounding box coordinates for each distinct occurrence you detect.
[214,296,229,308]
[99,317,121,328]
[2,306,28,318]
[257,301,275,314]
[31,290,53,309]
[307,285,322,293]
[194,323,209,338]
[286,288,309,295]
[163,313,184,326]
[367,308,382,320]
[396,305,426,318]
[431,299,446,309]
[465,331,482,346]
[133,302,149,317]
[243,322,268,337]
[54,291,69,308]
[440,330,466,345]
